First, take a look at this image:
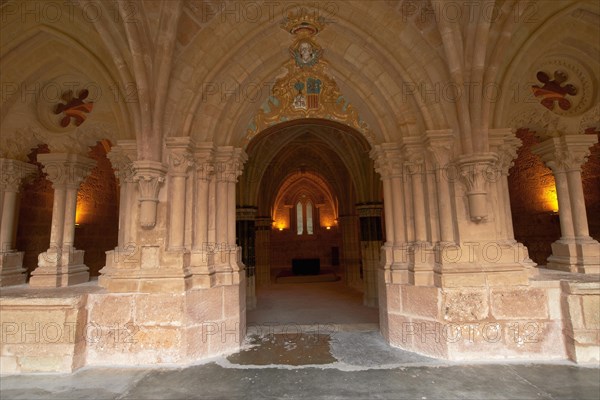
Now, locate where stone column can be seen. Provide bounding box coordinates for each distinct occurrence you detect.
[213,147,247,284]
[356,204,383,307]
[166,137,194,251]
[0,159,37,286]
[338,214,361,290]
[106,141,137,249]
[254,217,272,286]
[237,207,257,310]
[133,160,167,229]
[403,138,435,286]
[532,134,600,274]
[187,143,215,288]
[30,153,96,287]
[371,143,409,284]
[425,130,455,243]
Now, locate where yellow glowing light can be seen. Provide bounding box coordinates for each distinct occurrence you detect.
[326,226,331,230]
[542,186,559,213]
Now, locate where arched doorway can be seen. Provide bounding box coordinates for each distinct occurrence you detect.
[237,118,384,331]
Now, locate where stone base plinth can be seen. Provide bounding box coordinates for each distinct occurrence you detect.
[381,280,568,362]
[0,286,93,374]
[547,240,600,274]
[29,249,89,288]
[560,279,600,364]
[1,272,246,373]
[0,252,27,286]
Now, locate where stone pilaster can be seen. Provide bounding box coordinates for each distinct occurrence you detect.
[0,159,37,286]
[213,147,247,285]
[106,141,137,249]
[532,134,600,274]
[186,143,216,289]
[30,153,96,287]
[371,143,409,284]
[402,137,435,286]
[166,137,195,251]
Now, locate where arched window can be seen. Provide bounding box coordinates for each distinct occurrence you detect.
[306,201,313,235]
[296,202,303,235]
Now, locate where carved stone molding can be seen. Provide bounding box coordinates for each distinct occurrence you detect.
[0,159,38,192]
[194,142,216,181]
[236,207,258,221]
[37,153,96,189]
[107,140,137,183]
[166,137,195,177]
[456,153,499,222]
[489,129,522,176]
[424,129,455,169]
[370,143,403,179]
[133,160,168,228]
[214,147,247,183]
[532,134,598,173]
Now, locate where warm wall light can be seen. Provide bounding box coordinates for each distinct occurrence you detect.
[325,226,331,230]
[542,186,559,213]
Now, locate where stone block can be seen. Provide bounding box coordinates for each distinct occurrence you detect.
[0,355,17,374]
[401,285,440,318]
[18,355,72,372]
[442,289,488,322]
[88,295,133,326]
[134,293,184,326]
[186,287,223,323]
[563,296,585,330]
[582,296,600,330]
[490,288,548,320]
[386,284,402,313]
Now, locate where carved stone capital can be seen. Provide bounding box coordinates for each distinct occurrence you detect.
[424,129,455,169]
[194,142,216,181]
[166,137,195,177]
[107,140,137,183]
[37,153,96,189]
[133,160,167,201]
[214,147,247,183]
[532,134,598,173]
[456,153,499,222]
[133,160,167,228]
[370,143,403,178]
[0,159,38,192]
[489,129,522,176]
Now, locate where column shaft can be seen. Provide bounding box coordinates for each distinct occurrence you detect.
[0,190,18,252]
[49,186,67,248]
[566,169,590,239]
[216,180,228,246]
[411,171,427,241]
[554,170,575,240]
[194,178,210,251]
[436,169,453,242]
[390,176,406,244]
[169,175,187,250]
[381,178,392,244]
[62,186,78,249]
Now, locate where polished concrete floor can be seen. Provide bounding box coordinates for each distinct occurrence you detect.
[1,282,599,399]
